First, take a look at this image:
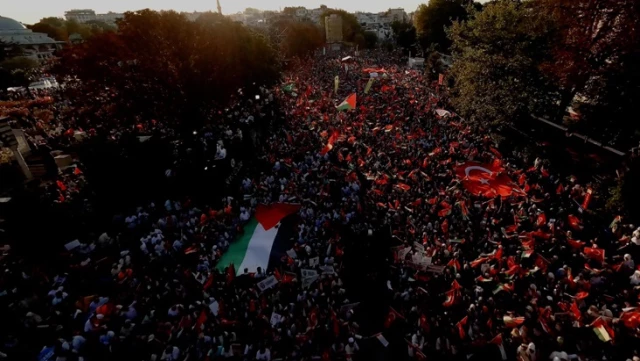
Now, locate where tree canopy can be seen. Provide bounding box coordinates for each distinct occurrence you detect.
[448,0,557,126]
[28,17,115,41]
[53,10,281,132]
[391,20,417,53]
[268,19,324,59]
[413,0,476,53]
[536,0,640,149]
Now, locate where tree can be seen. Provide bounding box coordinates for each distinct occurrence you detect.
[537,0,640,148]
[413,0,474,53]
[28,22,67,41]
[448,0,557,127]
[272,20,324,59]
[391,20,416,52]
[363,31,378,49]
[53,10,281,133]
[320,9,363,43]
[0,41,38,89]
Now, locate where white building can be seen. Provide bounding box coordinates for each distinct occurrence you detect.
[64,9,97,23]
[95,12,124,25]
[386,8,408,23]
[64,9,123,25]
[0,16,62,61]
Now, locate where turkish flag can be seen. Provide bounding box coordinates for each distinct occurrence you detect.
[455,162,524,198]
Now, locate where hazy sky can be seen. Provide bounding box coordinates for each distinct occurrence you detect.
[4,0,439,25]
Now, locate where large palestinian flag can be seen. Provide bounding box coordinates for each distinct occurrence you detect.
[217,203,300,275]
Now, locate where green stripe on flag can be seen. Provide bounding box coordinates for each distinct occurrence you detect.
[217,218,259,272]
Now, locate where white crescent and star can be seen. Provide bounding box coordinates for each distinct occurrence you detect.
[464,166,493,185]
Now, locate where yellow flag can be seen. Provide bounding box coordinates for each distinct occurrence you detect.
[364,78,374,94]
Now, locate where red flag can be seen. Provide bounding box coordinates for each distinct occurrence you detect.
[584,247,605,263]
[320,130,340,155]
[195,310,208,330]
[570,301,582,321]
[582,188,593,210]
[457,316,468,339]
[536,213,546,227]
[567,239,585,249]
[56,180,67,191]
[441,219,449,234]
[74,167,83,175]
[454,162,522,198]
[621,310,640,329]
[575,291,589,301]
[568,214,583,230]
[470,257,489,268]
[254,203,301,230]
[489,333,503,345]
[226,264,235,284]
[203,273,214,290]
[443,289,458,307]
[447,258,461,272]
[384,307,404,328]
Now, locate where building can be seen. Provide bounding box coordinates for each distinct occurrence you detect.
[64,9,124,25]
[64,9,96,23]
[386,8,408,23]
[0,16,62,61]
[324,14,343,44]
[95,12,124,25]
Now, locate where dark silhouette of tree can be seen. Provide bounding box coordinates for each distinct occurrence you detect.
[414,0,476,53]
[448,0,557,127]
[537,0,640,149]
[53,9,281,133]
[391,20,417,53]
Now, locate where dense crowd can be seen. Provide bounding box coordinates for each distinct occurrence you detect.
[1,50,640,361]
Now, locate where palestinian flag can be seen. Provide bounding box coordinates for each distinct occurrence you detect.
[336,93,356,111]
[591,318,613,342]
[493,283,514,294]
[217,203,300,275]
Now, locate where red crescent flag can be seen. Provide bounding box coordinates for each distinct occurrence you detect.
[455,162,523,198]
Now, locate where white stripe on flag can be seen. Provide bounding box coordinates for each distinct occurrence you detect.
[238,223,279,273]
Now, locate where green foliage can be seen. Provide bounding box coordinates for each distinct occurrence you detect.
[362,31,377,49]
[0,45,38,89]
[28,17,115,41]
[414,0,473,53]
[537,0,640,150]
[391,20,416,51]
[320,9,363,43]
[448,0,557,127]
[53,10,281,131]
[270,19,324,58]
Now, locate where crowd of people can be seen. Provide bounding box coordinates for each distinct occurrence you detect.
[1,49,640,361]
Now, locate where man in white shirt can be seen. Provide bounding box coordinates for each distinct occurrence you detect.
[255,345,271,361]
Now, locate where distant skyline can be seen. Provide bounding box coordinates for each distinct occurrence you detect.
[3,0,485,25]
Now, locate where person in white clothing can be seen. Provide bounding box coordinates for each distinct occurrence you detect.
[256,345,271,361]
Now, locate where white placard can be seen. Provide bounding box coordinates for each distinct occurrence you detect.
[257,275,278,292]
[309,257,320,267]
[270,312,284,326]
[301,269,318,278]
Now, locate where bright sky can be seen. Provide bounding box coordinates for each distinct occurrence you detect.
[4,0,437,25]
